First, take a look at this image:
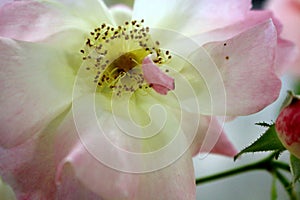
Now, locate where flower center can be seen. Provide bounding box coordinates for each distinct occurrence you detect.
[80,20,173,96]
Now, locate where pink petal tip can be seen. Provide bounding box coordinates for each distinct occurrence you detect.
[142,56,175,95]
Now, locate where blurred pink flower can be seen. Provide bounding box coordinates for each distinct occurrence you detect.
[0,0,294,199]
[266,0,300,76]
[276,94,300,158]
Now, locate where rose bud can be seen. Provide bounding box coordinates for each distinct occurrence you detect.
[275,94,300,158]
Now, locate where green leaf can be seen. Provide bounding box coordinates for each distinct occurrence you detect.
[234,125,286,160]
[290,155,300,183]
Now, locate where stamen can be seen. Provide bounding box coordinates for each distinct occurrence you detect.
[80,19,173,96]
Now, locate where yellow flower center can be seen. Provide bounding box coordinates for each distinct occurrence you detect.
[80,20,172,96]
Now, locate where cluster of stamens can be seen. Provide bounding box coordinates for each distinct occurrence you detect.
[79,20,172,96]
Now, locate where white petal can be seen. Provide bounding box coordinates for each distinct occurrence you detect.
[52,0,115,27]
[133,0,251,35]
[55,95,196,199]
[110,4,133,25]
[0,37,74,148]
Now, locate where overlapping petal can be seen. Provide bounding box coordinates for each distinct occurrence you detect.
[202,20,281,116]
[182,113,236,157]
[0,0,113,42]
[0,112,101,199]
[57,142,195,200]
[0,37,74,148]
[54,95,196,200]
[194,10,296,76]
[133,0,251,35]
[267,0,300,75]
[194,10,276,45]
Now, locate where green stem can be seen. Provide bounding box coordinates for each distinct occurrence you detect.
[196,155,290,185]
[196,160,263,185]
[275,170,297,200]
[273,161,291,172]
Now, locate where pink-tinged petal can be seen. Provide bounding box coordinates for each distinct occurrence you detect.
[208,130,237,157]
[142,56,175,95]
[188,115,237,157]
[56,140,140,200]
[54,99,140,199]
[0,124,101,199]
[54,96,196,200]
[0,0,113,42]
[56,165,101,200]
[57,142,195,200]
[0,1,66,41]
[244,12,296,76]
[193,11,296,76]
[135,150,195,200]
[203,20,281,116]
[133,0,251,35]
[194,10,276,45]
[267,0,300,76]
[0,37,73,148]
[0,132,57,199]
[275,38,297,76]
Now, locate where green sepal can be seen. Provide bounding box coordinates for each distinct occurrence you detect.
[234,124,286,161]
[279,91,300,113]
[280,91,294,111]
[255,121,273,128]
[290,155,300,183]
[0,176,16,200]
[293,79,300,95]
